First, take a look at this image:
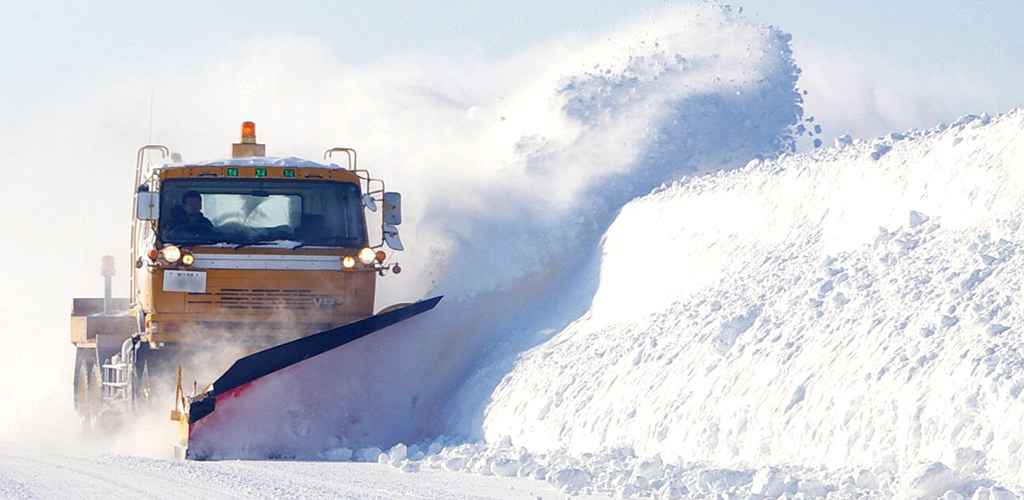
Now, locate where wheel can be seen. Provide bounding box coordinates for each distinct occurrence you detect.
[131,342,151,406]
[131,341,178,410]
[73,347,100,429]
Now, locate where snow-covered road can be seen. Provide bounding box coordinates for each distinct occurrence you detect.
[0,445,608,499]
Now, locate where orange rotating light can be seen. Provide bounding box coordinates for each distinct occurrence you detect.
[241,121,256,143]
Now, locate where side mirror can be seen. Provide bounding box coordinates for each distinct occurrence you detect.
[362,194,378,212]
[382,192,402,225]
[136,191,160,221]
[383,224,404,251]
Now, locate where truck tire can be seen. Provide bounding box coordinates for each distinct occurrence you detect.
[73,347,100,429]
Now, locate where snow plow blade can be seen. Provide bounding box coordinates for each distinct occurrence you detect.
[173,296,442,460]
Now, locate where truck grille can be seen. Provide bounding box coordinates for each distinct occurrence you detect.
[192,288,317,311]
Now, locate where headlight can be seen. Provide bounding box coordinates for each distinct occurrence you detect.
[342,256,356,268]
[181,253,195,266]
[161,245,182,263]
[357,248,376,265]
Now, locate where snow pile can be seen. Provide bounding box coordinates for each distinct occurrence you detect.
[345,436,894,498]
[467,111,1024,497]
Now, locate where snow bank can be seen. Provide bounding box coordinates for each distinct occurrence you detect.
[354,436,895,498]
[475,110,1024,496]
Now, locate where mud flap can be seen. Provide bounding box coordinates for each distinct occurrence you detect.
[176,296,442,459]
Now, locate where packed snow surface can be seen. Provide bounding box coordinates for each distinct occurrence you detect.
[0,445,603,500]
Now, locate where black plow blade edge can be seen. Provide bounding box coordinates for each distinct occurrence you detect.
[200,296,442,405]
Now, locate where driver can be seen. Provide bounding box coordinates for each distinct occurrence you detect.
[169,190,215,233]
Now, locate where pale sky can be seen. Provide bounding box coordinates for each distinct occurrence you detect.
[2,1,1021,125]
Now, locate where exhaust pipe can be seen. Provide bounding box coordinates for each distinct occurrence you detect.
[101,256,115,316]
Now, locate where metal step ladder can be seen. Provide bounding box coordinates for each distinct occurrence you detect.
[101,354,132,407]
[100,338,137,412]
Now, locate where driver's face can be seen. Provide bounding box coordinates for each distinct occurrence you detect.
[184,196,202,214]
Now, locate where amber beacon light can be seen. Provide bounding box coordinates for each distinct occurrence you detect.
[232,120,266,158]
[241,121,256,143]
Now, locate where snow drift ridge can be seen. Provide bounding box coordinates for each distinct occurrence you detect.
[476,110,1024,497]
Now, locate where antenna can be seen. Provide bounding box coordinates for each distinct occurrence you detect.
[148,89,155,143]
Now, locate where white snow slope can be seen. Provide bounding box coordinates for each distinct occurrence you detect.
[442,111,1024,498]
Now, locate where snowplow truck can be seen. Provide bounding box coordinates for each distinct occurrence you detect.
[70,122,440,459]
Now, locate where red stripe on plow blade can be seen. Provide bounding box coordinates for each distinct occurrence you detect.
[184,296,442,459]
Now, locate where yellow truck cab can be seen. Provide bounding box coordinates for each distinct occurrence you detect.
[72,122,407,422]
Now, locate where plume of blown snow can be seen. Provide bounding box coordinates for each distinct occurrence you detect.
[428,3,805,441]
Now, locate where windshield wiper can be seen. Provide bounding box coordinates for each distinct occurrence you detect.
[309,236,363,247]
[232,239,296,250]
[164,239,234,247]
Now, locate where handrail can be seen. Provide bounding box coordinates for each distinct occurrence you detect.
[323,147,357,170]
[136,145,169,190]
[130,145,170,311]
[323,147,395,247]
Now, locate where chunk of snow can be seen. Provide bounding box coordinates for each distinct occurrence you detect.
[356,447,383,463]
[909,210,929,227]
[835,134,853,147]
[427,441,443,456]
[551,468,591,494]
[870,143,892,160]
[320,447,353,461]
[388,443,408,462]
[971,487,1018,500]
[490,458,520,477]
[444,457,468,471]
[987,324,1010,336]
[632,456,664,480]
[750,467,792,497]
[902,462,960,500]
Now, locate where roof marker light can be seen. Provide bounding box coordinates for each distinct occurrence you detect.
[241,121,256,144]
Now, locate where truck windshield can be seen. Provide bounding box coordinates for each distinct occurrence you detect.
[158,179,367,247]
